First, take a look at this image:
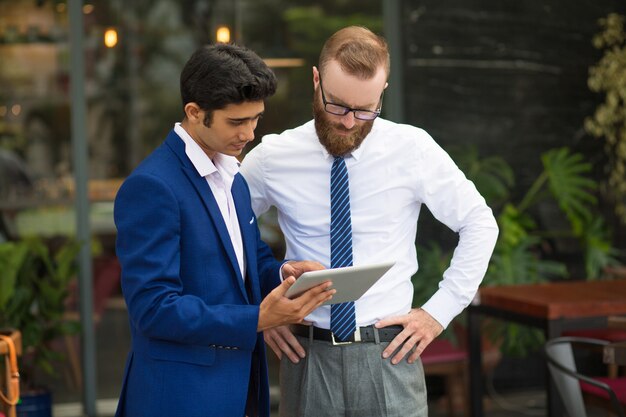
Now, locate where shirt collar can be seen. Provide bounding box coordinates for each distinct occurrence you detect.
[174,123,240,182]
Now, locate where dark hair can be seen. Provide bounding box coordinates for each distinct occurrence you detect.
[180,43,277,126]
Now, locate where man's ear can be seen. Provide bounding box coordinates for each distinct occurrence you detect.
[183,102,202,123]
[312,66,320,91]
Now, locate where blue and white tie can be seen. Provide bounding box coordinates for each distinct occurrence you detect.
[329,157,356,342]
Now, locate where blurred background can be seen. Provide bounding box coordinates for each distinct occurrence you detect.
[1,0,625,416]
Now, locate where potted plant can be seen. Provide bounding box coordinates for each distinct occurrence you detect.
[0,237,80,417]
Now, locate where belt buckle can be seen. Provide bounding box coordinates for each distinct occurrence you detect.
[331,328,361,346]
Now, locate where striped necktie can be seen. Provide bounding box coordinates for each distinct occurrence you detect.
[329,157,356,342]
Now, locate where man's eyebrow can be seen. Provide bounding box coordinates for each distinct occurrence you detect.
[327,92,378,109]
[228,111,264,122]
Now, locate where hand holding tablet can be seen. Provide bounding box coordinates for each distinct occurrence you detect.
[284,261,395,305]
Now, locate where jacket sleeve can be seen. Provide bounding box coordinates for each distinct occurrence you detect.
[255,229,282,298]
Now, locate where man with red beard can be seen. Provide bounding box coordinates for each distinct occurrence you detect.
[240,26,498,417]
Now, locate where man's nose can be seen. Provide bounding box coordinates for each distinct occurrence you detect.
[241,122,255,141]
[340,112,356,129]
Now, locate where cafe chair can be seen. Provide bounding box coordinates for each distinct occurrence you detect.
[562,328,626,378]
[422,327,502,417]
[0,330,21,417]
[422,339,468,416]
[544,336,626,417]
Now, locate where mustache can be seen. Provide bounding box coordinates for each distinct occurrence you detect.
[333,125,353,132]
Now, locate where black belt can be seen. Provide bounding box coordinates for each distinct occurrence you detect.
[291,324,403,345]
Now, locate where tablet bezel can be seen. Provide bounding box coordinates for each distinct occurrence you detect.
[284,261,395,305]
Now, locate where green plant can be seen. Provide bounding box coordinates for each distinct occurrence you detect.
[585,13,626,222]
[0,237,80,390]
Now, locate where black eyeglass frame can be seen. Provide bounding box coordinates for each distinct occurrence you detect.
[318,75,384,121]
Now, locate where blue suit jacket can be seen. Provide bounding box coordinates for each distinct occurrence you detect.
[114,130,281,417]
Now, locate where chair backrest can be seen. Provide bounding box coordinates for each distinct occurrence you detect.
[544,336,625,417]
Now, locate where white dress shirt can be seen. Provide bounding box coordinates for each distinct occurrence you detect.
[240,118,498,329]
[174,123,246,279]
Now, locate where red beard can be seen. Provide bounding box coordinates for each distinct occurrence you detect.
[313,89,374,157]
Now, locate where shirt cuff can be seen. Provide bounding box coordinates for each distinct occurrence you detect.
[421,287,468,329]
[279,261,290,282]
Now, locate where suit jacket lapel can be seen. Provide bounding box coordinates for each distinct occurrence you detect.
[232,175,261,304]
[165,131,249,302]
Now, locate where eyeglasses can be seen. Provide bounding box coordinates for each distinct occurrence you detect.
[318,75,383,121]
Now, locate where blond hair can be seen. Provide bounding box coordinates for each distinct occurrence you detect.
[318,26,390,80]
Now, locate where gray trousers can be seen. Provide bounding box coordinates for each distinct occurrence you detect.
[278,332,428,417]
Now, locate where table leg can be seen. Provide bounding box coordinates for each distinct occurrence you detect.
[468,307,484,417]
[546,320,565,417]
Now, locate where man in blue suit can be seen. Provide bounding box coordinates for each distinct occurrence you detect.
[114,43,333,417]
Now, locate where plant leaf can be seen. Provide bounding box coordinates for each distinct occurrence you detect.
[0,242,28,311]
[451,146,515,207]
[542,148,597,233]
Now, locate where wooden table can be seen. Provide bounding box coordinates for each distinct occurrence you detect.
[467,279,626,417]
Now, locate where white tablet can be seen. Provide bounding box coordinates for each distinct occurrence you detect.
[284,261,395,305]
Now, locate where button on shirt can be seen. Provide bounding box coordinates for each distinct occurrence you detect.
[240,118,498,329]
[174,123,246,279]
